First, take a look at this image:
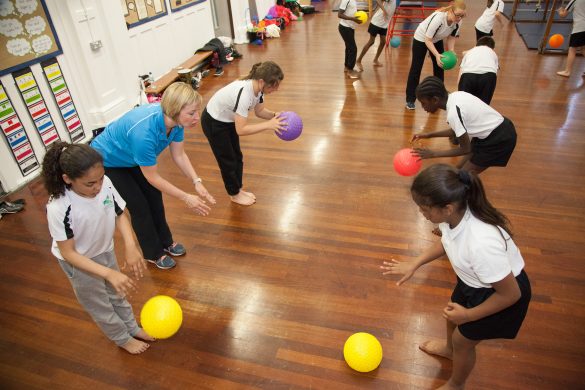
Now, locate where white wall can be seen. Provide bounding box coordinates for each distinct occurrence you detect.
[0,0,215,193]
[255,0,276,20]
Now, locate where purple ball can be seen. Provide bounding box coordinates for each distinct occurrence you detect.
[277,111,303,141]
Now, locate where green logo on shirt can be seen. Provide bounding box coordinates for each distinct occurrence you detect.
[103,195,113,207]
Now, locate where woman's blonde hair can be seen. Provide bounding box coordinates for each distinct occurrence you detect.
[161,82,202,120]
[439,0,466,13]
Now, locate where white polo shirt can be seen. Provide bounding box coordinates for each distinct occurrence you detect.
[339,0,358,29]
[47,175,126,260]
[460,45,499,75]
[206,79,264,123]
[565,0,585,34]
[475,0,505,34]
[446,91,504,139]
[371,0,396,29]
[439,208,525,289]
[414,11,462,43]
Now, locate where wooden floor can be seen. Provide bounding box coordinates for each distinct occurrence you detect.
[1,2,584,389]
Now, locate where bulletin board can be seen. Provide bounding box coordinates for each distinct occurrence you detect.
[0,0,63,77]
[123,0,168,28]
[169,0,206,13]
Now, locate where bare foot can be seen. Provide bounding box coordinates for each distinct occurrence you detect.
[556,70,570,77]
[432,227,442,237]
[419,340,453,360]
[373,61,383,67]
[120,338,150,354]
[134,328,156,342]
[347,70,360,79]
[355,62,364,72]
[230,192,255,206]
[240,189,256,200]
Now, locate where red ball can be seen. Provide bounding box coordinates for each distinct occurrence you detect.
[548,34,564,49]
[393,148,422,176]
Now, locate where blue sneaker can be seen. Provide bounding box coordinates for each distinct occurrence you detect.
[148,255,176,270]
[405,101,416,110]
[164,243,186,256]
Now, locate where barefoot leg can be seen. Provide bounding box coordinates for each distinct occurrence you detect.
[240,189,256,200]
[134,328,156,341]
[120,338,150,354]
[230,192,255,206]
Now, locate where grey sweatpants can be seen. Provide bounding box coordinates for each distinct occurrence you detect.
[58,251,140,346]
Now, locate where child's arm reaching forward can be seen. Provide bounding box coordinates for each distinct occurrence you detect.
[116,210,147,280]
[57,239,137,297]
[381,239,446,285]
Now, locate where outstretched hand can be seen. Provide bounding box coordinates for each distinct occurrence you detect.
[195,182,216,205]
[380,258,417,286]
[123,244,147,280]
[182,193,211,216]
[106,269,137,298]
[270,114,287,136]
[411,133,430,143]
[411,147,435,160]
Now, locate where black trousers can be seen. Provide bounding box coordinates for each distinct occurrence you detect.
[201,109,243,196]
[458,72,497,105]
[475,27,492,42]
[105,166,173,260]
[405,39,444,103]
[338,24,357,70]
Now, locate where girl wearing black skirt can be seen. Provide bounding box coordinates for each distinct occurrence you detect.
[411,76,517,175]
[381,164,531,389]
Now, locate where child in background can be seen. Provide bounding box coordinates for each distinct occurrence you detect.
[556,0,585,78]
[458,36,499,104]
[382,164,531,390]
[338,0,364,79]
[356,0,397,71]
[474,0,506,42]
[42,142,153,354]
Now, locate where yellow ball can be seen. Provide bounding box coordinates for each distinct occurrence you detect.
[140,295,183,339]
[343,332,383,372]
[355,10,368,24]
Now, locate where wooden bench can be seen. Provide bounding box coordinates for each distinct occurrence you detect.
[144,51,213,95]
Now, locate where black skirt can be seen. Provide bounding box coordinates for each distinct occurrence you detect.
[470,117,517,167]
[569,31,585,48]
[451,270,531,341]
[368,23,387,37]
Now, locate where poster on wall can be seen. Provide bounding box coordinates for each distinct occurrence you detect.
[0,81,40,176]
[0,0,63,77]
[169,0,206,13]
[41,57,85,143]
[123,0,168,28]
[12,67,60,148]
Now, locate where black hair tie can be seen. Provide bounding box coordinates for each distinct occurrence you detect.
[458,169,471,186]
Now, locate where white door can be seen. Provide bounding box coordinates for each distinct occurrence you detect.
[210,0,234,38]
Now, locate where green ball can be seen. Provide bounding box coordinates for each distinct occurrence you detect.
[441,51,458,70]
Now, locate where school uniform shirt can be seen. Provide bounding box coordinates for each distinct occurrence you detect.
[47,176,125,260]
[339,0,358,29]
[91,104,184,168]
[439,208,525,289]
[460,45,499,75]
[565,0,585,34]
[475,0,505,34]
[206,79,264,123]
[446,91,504,139]
[414,11,462,43]
[371,0,396,29]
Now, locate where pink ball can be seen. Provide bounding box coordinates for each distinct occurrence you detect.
[393,148,422,176]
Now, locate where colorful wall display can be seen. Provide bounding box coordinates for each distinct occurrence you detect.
[123,0,168,28]
[0,0,63,76]
[41,57,84,143]
[0,81,40,176]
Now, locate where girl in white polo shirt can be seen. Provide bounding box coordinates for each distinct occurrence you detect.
[338,0,363,79]
[201,61,285,206]
[356,0,397,71]
[405,0,466,110]
[474,0,506,42]
[42,142,153,354]
[412,76,516,175]
[382,163,531,389]
[458,36,499,104]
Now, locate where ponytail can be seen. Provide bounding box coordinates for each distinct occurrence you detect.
[42,141,103,198]
[487,0,494,8]
[240,61,284,87]
[411,164,512,237]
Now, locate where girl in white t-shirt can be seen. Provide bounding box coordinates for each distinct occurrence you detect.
[458,36,499,104]
[201,61,285,206]
[474,0,506,42]
[382,164,531,390]
[356,0,397,71]
[42,142,152,354]
[338,0,364,79]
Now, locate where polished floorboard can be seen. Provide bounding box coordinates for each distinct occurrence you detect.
[1,2,584,389]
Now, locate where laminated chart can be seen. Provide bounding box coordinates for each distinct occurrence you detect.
[41,58,84,143]
[13,67,60,148]
[0,82,40,176]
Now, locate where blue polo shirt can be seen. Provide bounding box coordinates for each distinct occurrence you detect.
[92,104,184,167]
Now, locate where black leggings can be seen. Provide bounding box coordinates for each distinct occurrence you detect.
[201,109,243,196]
[338,24,357,70]
[405,39,444,103]
[105,166,173,260]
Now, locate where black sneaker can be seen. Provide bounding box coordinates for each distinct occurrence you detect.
[164,243,186,256]
[147,255,176,270]
[214,68,224,76]
[0,201,24,214]
[405,102,416,110]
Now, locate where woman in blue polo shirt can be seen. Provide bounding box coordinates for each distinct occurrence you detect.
[92,82,215,270]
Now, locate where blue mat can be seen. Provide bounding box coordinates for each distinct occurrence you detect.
[503,2,572,22]
[514,22,572,51]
